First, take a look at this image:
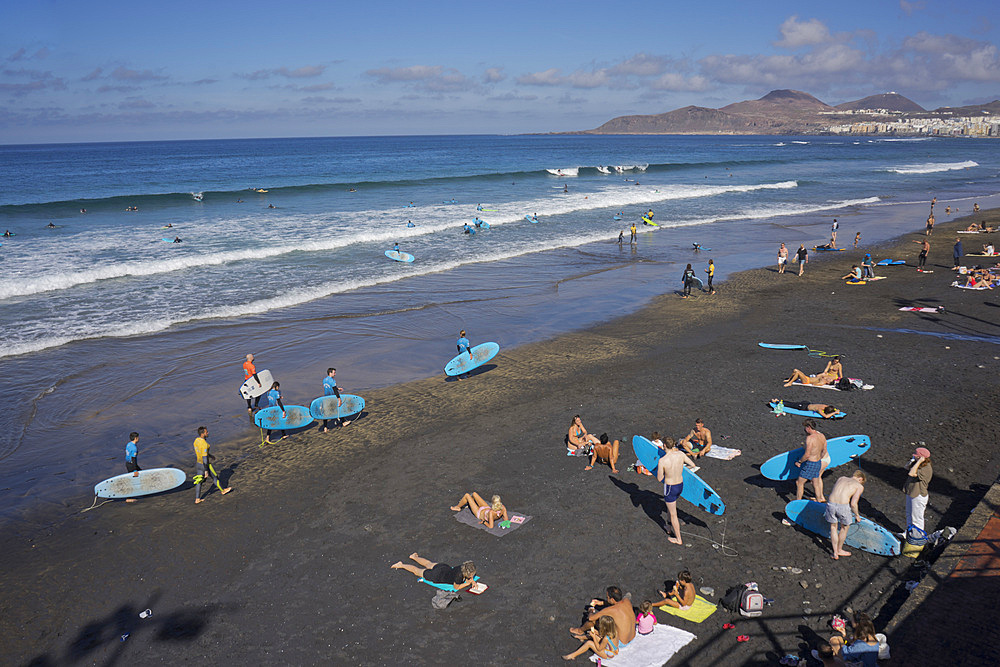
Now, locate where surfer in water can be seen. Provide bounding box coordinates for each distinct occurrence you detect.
[173,237,182,243]
[322,368,350,431]
[618,230,624,245]
[629,223,637,245]
[406,220,415,228]
[657,445,700,545]
[825,471,866,560]
[47,222,57,228]
[393,242,400,253]
[243,354,262,413]
[2,230,11,237]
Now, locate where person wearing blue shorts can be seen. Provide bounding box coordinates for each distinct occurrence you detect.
[795,419,828,503]
[657,442,700,546]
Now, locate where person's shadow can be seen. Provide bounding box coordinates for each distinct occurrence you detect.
[609,477,707,534]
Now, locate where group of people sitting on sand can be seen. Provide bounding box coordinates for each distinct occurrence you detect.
[563,572,698,661]
[958,267,995,289]
[964,221,995,233]
[566,415,622,473]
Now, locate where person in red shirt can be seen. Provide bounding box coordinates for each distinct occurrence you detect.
[243,353,262,412]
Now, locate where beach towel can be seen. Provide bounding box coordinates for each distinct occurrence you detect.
[658,595,718,623]
[951,281,992,290]
[419,575,480,591]
[769,401,846,419]
[454,510,532,536]
[588,625,696,666]
[704,446,741,461]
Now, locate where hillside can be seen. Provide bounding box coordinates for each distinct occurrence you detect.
[835,92,925,112]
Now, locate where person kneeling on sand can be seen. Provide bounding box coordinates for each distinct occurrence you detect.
[569,586,636,651]
[657,447,700,545]
[652,569,696,609]
[450,492,507,529]
[826,471,866,560]
[586,433,620,473]
[391,554,476,590]
[567,415,601,454]
[562,616,620,661]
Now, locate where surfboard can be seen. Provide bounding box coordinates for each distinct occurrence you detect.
[845,280,867,285]
[899,306,942,313]
[876,259,906,265]
[445,342,500,376]
[162,238,180,243]
[769,400,846,419]
[632,436,725,515]
[966,253,999,257]
[253,405,314,430]
[758,343,808,350]
[309,394,365,420]
[442,199,458,204]
[693,244,711,251]
[689,276,704,289]
[641,216,658,226]
[524,215,538,223]
[784,499,900,557]
[94,468,187,499]
[385,250,415,263]
[867,276,887,281]
[239,369,274,399]
[812,247,845,252]
[760,435,871,481]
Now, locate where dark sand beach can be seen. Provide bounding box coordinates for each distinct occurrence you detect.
[2,210,999,666]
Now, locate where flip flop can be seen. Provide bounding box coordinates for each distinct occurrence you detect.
[723,623,735,630]
[737,635,750,642]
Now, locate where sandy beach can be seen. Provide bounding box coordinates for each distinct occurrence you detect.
[2,209,999,666]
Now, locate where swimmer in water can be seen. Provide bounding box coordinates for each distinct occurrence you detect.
[80,208,87,213]
[268,204,276,209]
[47,222,56,228]
[2,230,11,237]
[173,237,182,243]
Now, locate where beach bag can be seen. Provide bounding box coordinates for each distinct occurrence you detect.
[836,378,854,391]
[902,525,929,558]
[431,590,460,610]
[721,583,764,617]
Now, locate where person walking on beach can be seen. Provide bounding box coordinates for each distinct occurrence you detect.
[778,243,788,274]
[795,419,828,503]
[904,446,932,532]
[455,330,473,380]
[263,382,287,443]
[657,446,700,545]
[629,223,637,245]
[243,353,262,413]
[854,232,861,248]
[125,431,141,477]
[913,238,930,272]
[681,264,696,298]
[926,212,935,236]
[706,259,716,294]
[826,471,866,560]
[953,238,963,269]
[796,244,809,276]
[322,368,351,432]
[830,219,838,245]
[194,426,232,504]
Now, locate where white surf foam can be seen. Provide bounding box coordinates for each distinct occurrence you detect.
[546,167,579,176]
[889,160,978,174]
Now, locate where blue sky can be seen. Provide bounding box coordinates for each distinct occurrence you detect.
[1,0,997,143]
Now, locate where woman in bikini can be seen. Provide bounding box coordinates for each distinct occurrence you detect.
[784,369,837,387]
[567,415,601,453]
[450,492,508,529]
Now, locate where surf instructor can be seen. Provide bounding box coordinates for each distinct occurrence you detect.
[194,426,232,504]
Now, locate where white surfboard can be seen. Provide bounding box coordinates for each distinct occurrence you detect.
[94,468,187,499]
[240,369,274,399]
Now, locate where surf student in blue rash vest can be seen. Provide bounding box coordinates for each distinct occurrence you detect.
[125,432,141,477]
[393,242,400,253]
[243,353,262,412]
[861,254,875,279]
[455,330,472,380]
[264,382,287,444]
[322,368,351,432]
[194,426,232,504]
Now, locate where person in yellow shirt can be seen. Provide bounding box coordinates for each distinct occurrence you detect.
[194,426,232,504]
[705,259,716,294]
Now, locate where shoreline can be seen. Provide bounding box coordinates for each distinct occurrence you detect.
[2,208,1000,664]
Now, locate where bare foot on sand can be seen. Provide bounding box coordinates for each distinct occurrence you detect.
[322,427,328,433]
[125,499,137,503]
[409,552,420,560]
[450,505,462,511]
[562,654,577,660]
[584,465,593,470]
[195,498,203,504]
[390,561,404,569]
[668,536,682,545]
[611,467,619,473]
[342,420,352,426]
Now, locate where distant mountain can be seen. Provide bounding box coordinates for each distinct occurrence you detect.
[836,93,924,113]
[576,89,996,136]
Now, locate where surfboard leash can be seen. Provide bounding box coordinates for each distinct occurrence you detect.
[680,516,739,557]
[81,495,114,512]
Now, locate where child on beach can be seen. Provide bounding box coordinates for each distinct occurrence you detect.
[125,432,140,477]
[636,600,656,634]
[654,570,696,609]
[562,616,619,661]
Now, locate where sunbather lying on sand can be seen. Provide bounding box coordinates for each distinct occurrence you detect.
[391,553,476,590]
[450,492,508,528]
[784,369,837,387]
[772,400,840,418]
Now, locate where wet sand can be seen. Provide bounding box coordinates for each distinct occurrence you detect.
[2,210,999,665]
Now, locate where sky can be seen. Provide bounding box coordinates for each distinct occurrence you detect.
[1,0,998,144]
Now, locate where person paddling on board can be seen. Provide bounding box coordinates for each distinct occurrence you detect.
[322,368,351,432]
[47,222,56,228]
[393,242,400,253]
[264,382,287,444]
[2,230,11,237]
[406,220,415,228]
[243,354,262,413]
[193,426,232,504]
[456,330,472,380]
[173,236,182,243]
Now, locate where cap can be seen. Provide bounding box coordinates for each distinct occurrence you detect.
[913,447,931,459]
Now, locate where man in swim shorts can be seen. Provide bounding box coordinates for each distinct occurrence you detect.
[678,418,713,459]
[795,419,828,503]
[777,243,788,274]
[570,585,636,647]
[657,446,700,545]
[825,471,866,560]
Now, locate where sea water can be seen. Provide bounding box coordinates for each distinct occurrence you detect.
[1,134,998,525]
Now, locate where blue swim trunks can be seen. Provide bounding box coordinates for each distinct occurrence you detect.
[664,482,683,503]
[798,459,822,479]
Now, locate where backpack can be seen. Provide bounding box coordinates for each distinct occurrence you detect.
[721,583,764,617]
[836,377,854,391]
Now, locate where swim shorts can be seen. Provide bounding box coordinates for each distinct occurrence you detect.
[663,482,683,503]
[824,502,854,526]
[778,257,786,264]
[798,459,822,479]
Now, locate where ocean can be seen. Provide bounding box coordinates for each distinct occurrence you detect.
[1,134,998,525]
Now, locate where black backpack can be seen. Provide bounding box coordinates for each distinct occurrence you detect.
[721,583,764,618]
[836,377,854,391]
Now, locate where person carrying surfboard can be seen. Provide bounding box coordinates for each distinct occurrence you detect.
[825,471,866,560]
[455,330,472,380]
[656,444,700,545]
[321,368,351,431]
[193,426,232,504]
[264,382,287,444]
[243,354,263,413]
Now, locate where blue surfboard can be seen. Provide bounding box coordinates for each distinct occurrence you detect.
[769,400,846,419]
[524,215,538,223]
[631,436,726,515]
[442,199,458,204]
[785,499,900,556]
[94,468,187,499]
[253,405,314,430]
[445,342,500,376]
[760,435,871,481]
[385,250,415,263]
[309,394,365,420]
[812,246,845,252]
[876,259,906,266]
[758,343,808,350]
[478,221,490,229]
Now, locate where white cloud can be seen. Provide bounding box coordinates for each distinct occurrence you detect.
[650,73,711,92]
[774,16,832,49]
[516,68,565,86]
[483,67,506,83]
[365,65,473,92]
